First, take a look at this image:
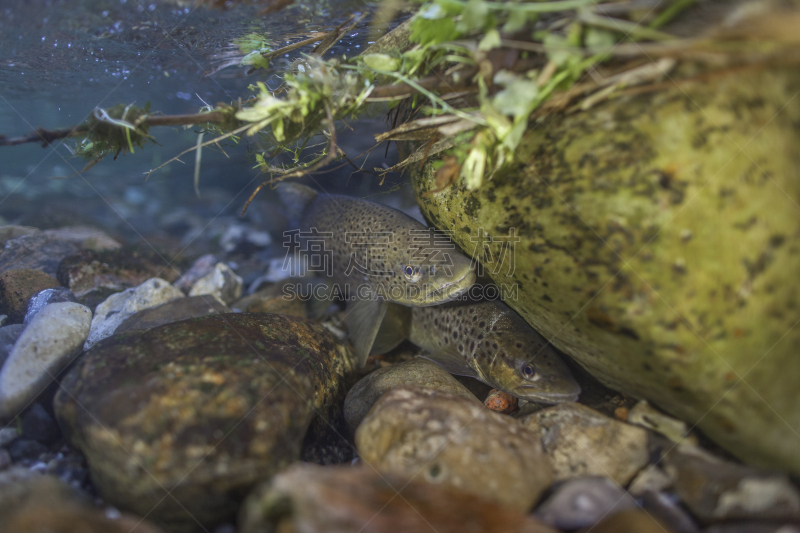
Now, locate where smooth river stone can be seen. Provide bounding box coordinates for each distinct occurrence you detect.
[55,313,357,532]
[355,385,553,511]
[0,302,91,420]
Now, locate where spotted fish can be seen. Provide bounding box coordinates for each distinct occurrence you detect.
[375,300,581,403]
[278,183,476,365]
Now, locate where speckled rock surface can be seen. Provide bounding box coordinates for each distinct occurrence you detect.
[55,313,357,532]
[239,463,558,533]
[57,249,180,309]
[0,302,91,420]
[355,385,552,510]
[0,269,61,323]
[84,278,184,350]
[114,295,231,334]
[412,67,800,473]
[344,358,480,432]
[520,402,649,485]
[0,468,163,533]
[0,232,81,276]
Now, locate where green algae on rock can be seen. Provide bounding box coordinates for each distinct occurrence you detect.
[412,67,800,474]
[55,313,358,532]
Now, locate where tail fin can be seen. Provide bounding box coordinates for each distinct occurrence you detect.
[277,182,318,228]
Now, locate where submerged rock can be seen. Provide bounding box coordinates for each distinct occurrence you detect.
[629,400,697,446]
[57,249,180,309]
[0,232,81,276]
[188,262,243,305]
[23,287,78,325]
[0,468,163,533]
[232,281,306,317]
[588,509,676,533]
[20,403,61,444]
[520,402,649,485]
[664,446,800,523]
[628,464,675,497]
[239,463,558,533]
[0,269,61,323]
[0,225,39,247]
[344,358,480,432]
[0,324,25,369]
[640,491,699,533]
[42,226,121,252]
[83,278,183,350]
[703,524,800,533]
[174,254,216,293]
[114,295,231,334]
[355,385,552,510]
[55,313,357,532]
[413,66,800,473]
[0,302,91,420]
[535,477,637,530]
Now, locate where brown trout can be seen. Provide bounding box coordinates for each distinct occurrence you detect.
[278,183,476,364]
[376,300,580,403]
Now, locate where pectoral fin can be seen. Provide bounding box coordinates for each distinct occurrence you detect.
[418,348,480,379]
[345,298,389,366]
[371,303,411,356]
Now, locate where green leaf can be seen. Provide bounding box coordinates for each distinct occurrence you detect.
[362,53,401,72]
[458,0,490,33]
[478,29,501,51]
[410,15,460,45]
[543,33,580,67]
[492,75,538,120]
[241,51,270,70]
[585,27,617,48]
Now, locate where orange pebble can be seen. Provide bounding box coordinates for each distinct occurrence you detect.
[614,406,629,421]
[484,389,518,414]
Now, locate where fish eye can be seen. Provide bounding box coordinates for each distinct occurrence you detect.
[403,265,422,282]
[521,363,540,381]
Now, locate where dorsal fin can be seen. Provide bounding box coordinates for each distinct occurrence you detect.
[277,182,318,227]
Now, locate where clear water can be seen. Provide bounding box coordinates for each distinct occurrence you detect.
[0,0,409,249]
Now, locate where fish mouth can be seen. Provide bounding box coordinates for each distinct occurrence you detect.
[515,384,582,404]
[421,269,476,304]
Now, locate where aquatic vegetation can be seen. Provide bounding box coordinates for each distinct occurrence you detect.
[2,0,797,202]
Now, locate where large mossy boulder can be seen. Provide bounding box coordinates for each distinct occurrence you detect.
[413,67,800,474]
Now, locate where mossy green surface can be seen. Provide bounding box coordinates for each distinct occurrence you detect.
[413,67,800,473]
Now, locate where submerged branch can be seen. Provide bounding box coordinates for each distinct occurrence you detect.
[0,110,231,148]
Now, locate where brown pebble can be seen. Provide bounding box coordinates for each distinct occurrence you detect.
[484,389,518,414]
[0,269,61,323]
[615,406,629,421]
